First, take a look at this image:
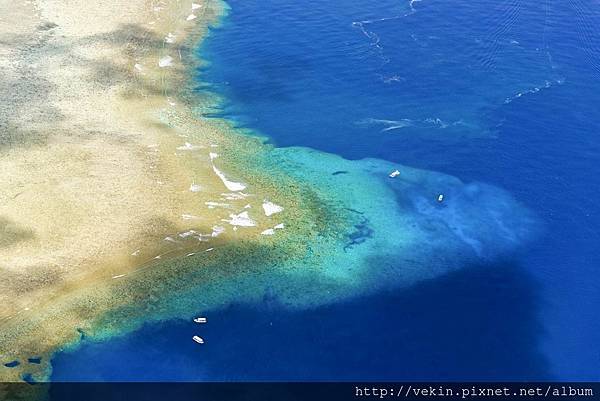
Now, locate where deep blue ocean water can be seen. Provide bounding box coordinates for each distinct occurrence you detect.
[51,0,600,382]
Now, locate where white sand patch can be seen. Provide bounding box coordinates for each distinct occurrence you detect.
[189,183,202,192]
[211,226,225,237]
[177,142,203,151]
[182,214,200,220]
[112,274,126,279]
[262,223,284,235]
[209,153,247,191]
[186,14,197,21]
[223,211,256,227]
[165,32,176,43]
[193,233,212,241]
[212,165,246,191]
[221,192,249,200]
[131,249,140,256]
[244,204,251,209]
[158,55,173,67]
[262,201,284,216]
[178,230,197,238]
[134,63,143,71]
[205,201,231,209]
[192,3,202,10]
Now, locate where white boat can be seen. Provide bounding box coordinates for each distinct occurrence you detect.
[193,317,207,323]
[192,335,204,344]
[437,194,444,203]
[389,170,400,178]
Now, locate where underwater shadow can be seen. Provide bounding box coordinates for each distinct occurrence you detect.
[50,258,551,382]
[198,259,551,381]
[0,217,35,249]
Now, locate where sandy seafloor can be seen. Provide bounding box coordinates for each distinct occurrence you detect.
[0,0,543,397]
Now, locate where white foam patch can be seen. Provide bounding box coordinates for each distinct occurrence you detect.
[274,223,285,229]
[262,201,284,216]
[158,56,173,67]
[223,211,256,227]
[192,3,202,9]
[186,14,197,21]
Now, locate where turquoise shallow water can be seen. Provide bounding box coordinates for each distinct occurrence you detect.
[50,0,600,382]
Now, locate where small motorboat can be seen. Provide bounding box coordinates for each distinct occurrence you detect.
[389,170,400,178]
[192,335,204,344]
[193,317,207,323]
[437,194,444,203]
